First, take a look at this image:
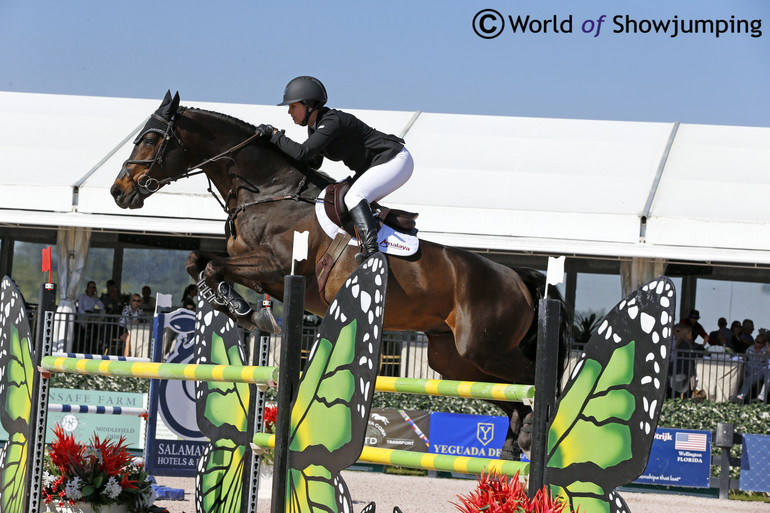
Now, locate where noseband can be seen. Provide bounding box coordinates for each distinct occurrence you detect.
[119,112,184,194]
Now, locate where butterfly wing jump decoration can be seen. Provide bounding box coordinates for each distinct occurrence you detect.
[0,277,35,513]
[546,277,676,513]
[286,254,388,513]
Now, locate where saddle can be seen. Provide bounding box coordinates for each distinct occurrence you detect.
[323,179,419,235]
[315,179,419,307]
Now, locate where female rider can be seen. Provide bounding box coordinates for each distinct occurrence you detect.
[256,76,414,263]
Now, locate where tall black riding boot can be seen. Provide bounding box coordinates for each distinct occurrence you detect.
[349,200,380,264]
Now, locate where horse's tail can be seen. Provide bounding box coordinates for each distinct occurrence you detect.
[514,267,571,394]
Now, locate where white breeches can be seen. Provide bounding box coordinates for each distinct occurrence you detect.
[344,147,414,210]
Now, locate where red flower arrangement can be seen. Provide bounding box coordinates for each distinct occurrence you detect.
[264,402,277,431]
[42,424,156,512]
[453,470,572,513]
[261,402,278,466]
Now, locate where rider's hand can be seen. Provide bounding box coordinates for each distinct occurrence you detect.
[256,124,276,138]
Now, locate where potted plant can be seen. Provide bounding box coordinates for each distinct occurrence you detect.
[42,424,160,513]
[453,470,570,513]
[258,402,278,499]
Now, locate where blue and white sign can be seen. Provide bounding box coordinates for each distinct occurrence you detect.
[429,412,509,459]
[635,428,711,488]
[740,434,770,492]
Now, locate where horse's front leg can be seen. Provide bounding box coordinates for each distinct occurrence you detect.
[186,249,285,332]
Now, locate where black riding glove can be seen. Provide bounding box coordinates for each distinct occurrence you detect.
[256,124,276,138]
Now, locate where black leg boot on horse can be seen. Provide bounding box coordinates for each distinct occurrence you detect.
[197,272,281,333]
[349,200,380,264]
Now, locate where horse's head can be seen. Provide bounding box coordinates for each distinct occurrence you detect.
[111,91,190,209]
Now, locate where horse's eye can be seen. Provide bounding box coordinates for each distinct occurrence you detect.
[143,136,158,146]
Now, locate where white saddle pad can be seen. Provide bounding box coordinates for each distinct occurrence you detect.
[315,189,419,257]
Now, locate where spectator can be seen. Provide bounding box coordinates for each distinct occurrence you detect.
[101,282,124,315]
[77,281,104,314]
[183,297,196,311]
[120,294,145,357]
[708,317,733,351]
[74,281,105,353]
[670,323,696,397]
[754,335,769,403]
[139,285,156,313]
[737,318,756,353]
[99,279,115,302]
[680,309,710,350]
[182,284,198,306]
[733,330,768,404]
[729,320,744,352]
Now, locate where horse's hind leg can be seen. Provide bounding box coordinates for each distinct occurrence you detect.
[425,331,529,461]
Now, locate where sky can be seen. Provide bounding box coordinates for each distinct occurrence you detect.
[1,0,768,127]
[2,0,769,328]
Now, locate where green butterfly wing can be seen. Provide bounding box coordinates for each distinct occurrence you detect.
[546,278,675,513]
[287,254,388,513]
[194,303,253,513]
[0,277,34,513]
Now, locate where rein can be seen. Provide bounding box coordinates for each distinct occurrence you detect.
[125,112,318,237]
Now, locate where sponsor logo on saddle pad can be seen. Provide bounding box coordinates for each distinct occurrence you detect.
[315,189,419,257]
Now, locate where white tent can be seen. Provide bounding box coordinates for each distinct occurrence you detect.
[2,91,769,267]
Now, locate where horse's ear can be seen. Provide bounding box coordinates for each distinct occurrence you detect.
[157,91,180,120]
[170,91,180,114]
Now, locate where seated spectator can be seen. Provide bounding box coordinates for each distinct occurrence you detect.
[183,297,196,311]
[729,320,744,352]
[120,294,145,356]
[74,281,105,353]
[670,324,696,397]
[77,280,104,314]
[101,282,124,315]
[182,284,198,306]
[680,309,710,350]
[737,318,756,353]
[754,337,769,404]
[733,330,768,404]
[708,317,734,351]
[140,285,156,313]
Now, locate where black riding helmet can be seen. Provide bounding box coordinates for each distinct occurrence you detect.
[278,76,327,126]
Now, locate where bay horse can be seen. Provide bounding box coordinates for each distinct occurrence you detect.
[110,92,569,459]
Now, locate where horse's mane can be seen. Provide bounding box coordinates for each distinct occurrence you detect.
[185,107,334,189]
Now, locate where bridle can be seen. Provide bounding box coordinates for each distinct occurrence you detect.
[119,109,315,237]
[120,109,264,194]
[118,112,187,194]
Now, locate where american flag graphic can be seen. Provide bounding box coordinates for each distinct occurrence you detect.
[675,432,708,451]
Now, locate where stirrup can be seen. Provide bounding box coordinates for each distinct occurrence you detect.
[354,248,380,265]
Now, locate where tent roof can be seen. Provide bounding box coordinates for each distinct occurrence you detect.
[2,91,769,266]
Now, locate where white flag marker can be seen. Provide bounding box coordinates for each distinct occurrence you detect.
[545,256,566,295]
[291,230,309,275]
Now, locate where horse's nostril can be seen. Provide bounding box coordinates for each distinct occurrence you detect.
[110,185,121,198]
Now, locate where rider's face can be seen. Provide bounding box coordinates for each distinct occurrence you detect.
[288,102,307,125]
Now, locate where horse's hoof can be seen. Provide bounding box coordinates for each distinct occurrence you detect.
[252,308,281,334]
[235,317,257,331]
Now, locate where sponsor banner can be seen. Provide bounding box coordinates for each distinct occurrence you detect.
[366,408,430,452]
[429,411,508,459]
[0,388,144,449]
[740,434,770,492]
[634,428,711,488]
[149,439,208,476]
